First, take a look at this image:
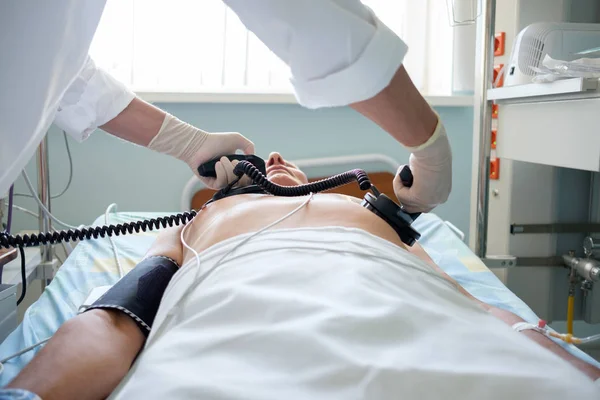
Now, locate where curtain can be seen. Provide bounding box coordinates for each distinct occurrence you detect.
[90,0,454,95]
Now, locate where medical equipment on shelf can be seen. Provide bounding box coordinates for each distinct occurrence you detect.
[531,55,600,83]
[505,22,600,86]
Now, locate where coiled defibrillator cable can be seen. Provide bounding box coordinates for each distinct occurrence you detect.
[0,167,371,250]
[0,211,198,250]
[0,163,371,312]
[0,161,371,371]
[233,160,373,195]
[0,193,317,373]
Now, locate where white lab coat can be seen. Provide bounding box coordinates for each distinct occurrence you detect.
[0,0,407,197]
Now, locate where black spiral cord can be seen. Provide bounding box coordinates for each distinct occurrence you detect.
[0,212,198,250]
[2,213,198,305]
[233,160,372,196]
[1,163,373,305]
[0,163,372,250]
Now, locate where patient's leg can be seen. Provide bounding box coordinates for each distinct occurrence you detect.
[409,242,600,381]
[7,309,144,400]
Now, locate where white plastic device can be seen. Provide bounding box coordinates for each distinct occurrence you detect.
[505,22,600,86]
[78,285,113,313]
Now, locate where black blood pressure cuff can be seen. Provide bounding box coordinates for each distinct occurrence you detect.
[83,256,179,337]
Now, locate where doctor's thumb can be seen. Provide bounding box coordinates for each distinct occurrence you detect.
[229,133,255,155]
[392,166,434,214]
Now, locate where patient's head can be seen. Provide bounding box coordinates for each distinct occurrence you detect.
[266,152,308,186]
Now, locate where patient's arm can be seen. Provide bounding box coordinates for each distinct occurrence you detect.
[484,305,600,381]
[7,226,184,400]
[7,309,144,400]
[410,242,600,381]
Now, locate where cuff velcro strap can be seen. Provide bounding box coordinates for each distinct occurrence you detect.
[84,256,179,336]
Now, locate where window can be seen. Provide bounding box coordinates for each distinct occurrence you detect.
[90,0,454,97]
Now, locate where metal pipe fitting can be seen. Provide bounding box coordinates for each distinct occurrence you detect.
[563,254,600,282]
[583,236,600,258]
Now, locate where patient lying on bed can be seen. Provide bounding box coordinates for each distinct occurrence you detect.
[6,153,600,399]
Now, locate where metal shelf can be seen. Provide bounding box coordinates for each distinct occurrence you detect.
[488,77,600,172]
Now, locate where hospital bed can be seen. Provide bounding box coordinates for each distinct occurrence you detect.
[1,156,599,386]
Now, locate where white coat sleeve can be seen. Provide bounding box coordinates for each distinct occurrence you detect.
[53,57,135,142]
[222,0,408,109]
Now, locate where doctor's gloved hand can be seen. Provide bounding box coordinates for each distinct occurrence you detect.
[393,118,452,213]
[213,156,253,189]
[147,114,255,189]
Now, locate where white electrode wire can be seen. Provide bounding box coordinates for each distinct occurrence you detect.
[180,219,201,277]
[15,131,73,200]
[169,193,315,325]
[187,192,314,280]
[21,171,83,231]
[105,203,124,278]
[11,204,38,219]
[2,193,314,370]
[0,337,51,375]
[8,204,74,257]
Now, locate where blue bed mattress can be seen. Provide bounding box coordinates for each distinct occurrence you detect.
[1,212,598,385]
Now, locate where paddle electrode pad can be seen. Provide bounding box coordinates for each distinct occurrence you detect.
[197,154,421,246]
[197,154,266,178]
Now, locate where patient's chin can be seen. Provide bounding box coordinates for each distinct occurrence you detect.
[269,173,303,186]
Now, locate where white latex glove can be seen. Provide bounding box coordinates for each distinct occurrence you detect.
[393,117,452,213]
[148,114,255,189]
[213,156,253,189]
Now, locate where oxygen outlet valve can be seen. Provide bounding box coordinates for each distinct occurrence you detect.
[563,254,600,282]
